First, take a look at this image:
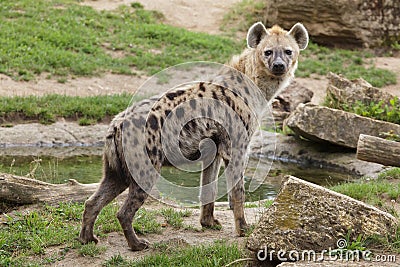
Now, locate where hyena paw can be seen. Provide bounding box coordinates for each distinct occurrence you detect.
[200,217,221,229]
[78,233,99,244]
[130,238,150,251]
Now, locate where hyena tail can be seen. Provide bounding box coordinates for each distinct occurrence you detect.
[103,125,131,185]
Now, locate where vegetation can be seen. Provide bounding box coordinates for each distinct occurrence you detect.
[0,93,138,125]
[0,0,241,81]
[0,0,395,125]
[221,0,265,35]
[0,201,206,265]
[326,96,400,125]
[160,208,192,229]
[105,240,244,267]
[298,43,396,88]
[330,168,400,214]
[330,168,400,253]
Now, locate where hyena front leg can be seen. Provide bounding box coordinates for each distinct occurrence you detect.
[200,156,222,228]
[224,158,248,236]
[79,161,129,244]
[117,182,150,251]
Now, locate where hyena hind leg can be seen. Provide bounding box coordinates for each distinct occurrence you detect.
[79,163,129,244]
[224,159,248,237]
[200,156,222,228]
[117,182,150,251]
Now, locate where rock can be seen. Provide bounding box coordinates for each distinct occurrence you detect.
[249,130,386,178]
[285,103,400,148]
[264,0,400,48]
[326,72,398,108]
[275,81,314,112]
[246,176,398,262]
[272,81,314,128]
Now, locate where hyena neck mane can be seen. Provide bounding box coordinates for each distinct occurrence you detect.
[228,22,309,101]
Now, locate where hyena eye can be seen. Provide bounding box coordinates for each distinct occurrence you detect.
[264,50,272,56]
[285,50,292,56]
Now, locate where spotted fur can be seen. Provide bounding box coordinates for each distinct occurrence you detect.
[79,22,308,251]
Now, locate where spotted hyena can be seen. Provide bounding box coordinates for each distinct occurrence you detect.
[79,22,308,251]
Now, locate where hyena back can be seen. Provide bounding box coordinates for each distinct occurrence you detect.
[79,22,308,251]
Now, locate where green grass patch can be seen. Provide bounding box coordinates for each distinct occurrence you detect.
[298,42,397,87]
[127,240,243,267]
[330,179,400,213]
[264,199,274,208]
[221,0,265,35]
[133,208,162,235]
[0,0,241,81]
[76,242,107,257]
[0,93,138,124]
[160,208,192,229]
[378,168,400,180]
[0,202,83,265]
[0,202,163,265]
[325,95,400,125]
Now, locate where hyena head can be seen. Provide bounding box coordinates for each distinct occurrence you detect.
[247,22,308,79]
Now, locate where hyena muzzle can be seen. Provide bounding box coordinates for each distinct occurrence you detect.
[79,22,308,251]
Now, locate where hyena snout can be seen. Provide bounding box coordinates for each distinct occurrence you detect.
[271,58,286,75]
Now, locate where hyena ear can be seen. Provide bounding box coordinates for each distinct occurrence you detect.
[247,22,268,49]
[288,23,309,50]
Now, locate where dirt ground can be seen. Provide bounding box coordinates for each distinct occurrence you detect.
[51,198,265,266]
[2,0,400,266]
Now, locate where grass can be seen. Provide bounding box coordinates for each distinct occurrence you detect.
[330,179,400,204]
[221,0,265,35]
[160,208,192,229]
[103,240,244,267]
[0,202,83,266]
[329,169,400,253]
[0,199,245,265]
[0,202,164,265]
[330,169,400,214]
[0,0,241,81]
[0,0,396,125]
[325,94,400,125]
[0,93,139,124]
[298,42,397,88]
[77,242,107,257]
[378,168,400,180]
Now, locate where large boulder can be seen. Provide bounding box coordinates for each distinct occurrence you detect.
[247,176,398,262]
[264,0,400,48]
[285,103,400,148]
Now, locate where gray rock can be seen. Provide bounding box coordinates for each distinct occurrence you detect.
[274,81,314,112]
[285,103,400,148]
[246,176,398,262]
[249,130,386,178]
[264,0,400,48]
[326,72,398,108]
[271,81,314,129]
